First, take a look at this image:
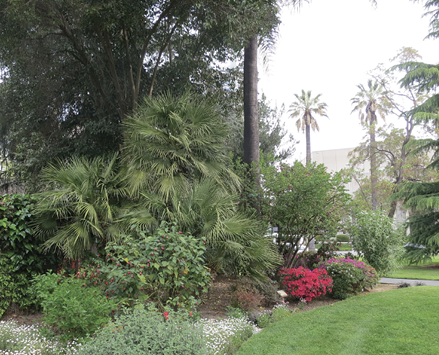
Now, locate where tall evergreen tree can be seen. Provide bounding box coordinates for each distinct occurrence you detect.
[392,0,439,263]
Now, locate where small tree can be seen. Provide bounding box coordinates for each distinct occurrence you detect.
[261,160,351,268]
[349,210,404,275]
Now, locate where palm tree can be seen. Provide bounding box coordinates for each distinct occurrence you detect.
[33,154,142,259]
[123,93,281,279]
[351,79,390,210]
[122,92,240,200]
[289,90,328,165]
[141,178,281,280]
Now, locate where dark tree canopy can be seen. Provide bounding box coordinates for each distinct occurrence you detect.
[0,0,279,188]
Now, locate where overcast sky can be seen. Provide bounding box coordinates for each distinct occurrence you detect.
[259,0,438,162]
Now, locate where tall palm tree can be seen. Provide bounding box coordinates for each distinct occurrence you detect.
[289,90,328,165]
[351,79,390,210]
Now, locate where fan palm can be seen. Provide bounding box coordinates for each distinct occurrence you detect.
[140,178,281,280]
[33,154,152,259]
[351,79,390,210]
[122,92,240,200]
[288,90,328,164]
[123,93,280,279]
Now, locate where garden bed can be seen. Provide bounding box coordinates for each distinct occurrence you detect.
[1,279,399,327]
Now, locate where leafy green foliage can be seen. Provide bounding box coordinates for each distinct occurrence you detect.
[336,235,350,242]
[33,154,143,259]
[395,181,439,263]
[292,242,341,270]
[122,93,281,280]
[261,160,351,268]
[0,194,59,318]
[349,210,404,275]
[33,272,116,341]
[76,306,206,355]
[0,194,58,273]
[82,221,211,309]
[0,259,36,319]
[122,92,240,197]
[0,0,280,187]
[321,258,379,300]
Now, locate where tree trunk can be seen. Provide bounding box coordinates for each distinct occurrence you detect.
[305,123,311,165]
[243,34,260,212]
[370,116,378,210]
[243,35,259,167]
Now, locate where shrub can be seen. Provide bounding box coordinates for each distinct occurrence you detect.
[76,307,205,355]
[0,259,36,319]
[320,257,379,299]
[349,210,404,275]
[33,272,116,341]
[0,194,60,317]
[254,278,282,306]
[0,194,60,274]
[278,267,332,302]
[226,306,248,319]
[260,160,351,269]
[291,240,341,269]
[232,290,264,311]
[77,221,211,309]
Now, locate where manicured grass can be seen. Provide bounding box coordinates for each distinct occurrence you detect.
[237,287,439,355]
[387,256,439,280]
[316,243,352,251]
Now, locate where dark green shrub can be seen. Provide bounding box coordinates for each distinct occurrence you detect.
[320,258,379,300]
[33,272,116,341]
[0,259,35,318]
[0,194,59,273]
[0,194,60,317]
[76,307,206,355]
[315,235,325,242]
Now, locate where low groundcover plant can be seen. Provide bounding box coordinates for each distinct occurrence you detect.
[200,316,259,355]
[0,320,79,355]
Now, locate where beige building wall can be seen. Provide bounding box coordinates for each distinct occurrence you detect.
[310,148,370,196]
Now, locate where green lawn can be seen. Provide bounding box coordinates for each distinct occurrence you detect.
[387,256,439,280]
[316,243,352,251]
[237,287,439,355]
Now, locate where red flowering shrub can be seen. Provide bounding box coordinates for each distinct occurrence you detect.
[278,267,333,302]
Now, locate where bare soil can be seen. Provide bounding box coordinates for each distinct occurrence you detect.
[0,279,400,326]
[197,275,399,319]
